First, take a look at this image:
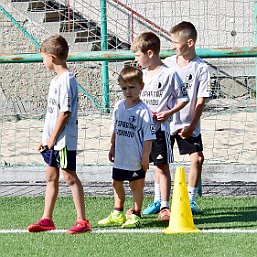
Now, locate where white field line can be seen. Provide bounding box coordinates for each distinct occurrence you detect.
[1,228,257,234]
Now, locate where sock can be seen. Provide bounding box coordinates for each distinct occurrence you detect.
[160,201,169,210]
[114,207,123,213]
[154,183,161,202]
[188,186,197,201]
[132,210,141,217]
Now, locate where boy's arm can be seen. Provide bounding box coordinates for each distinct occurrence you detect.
[108,132,116,162]
[47,111,70,149]
[179,97,206,138]
[156,100,188,122]
[141,140,153,171]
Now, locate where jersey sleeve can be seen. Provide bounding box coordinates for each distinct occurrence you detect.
[197,64,212,98]
[140,108,156,141]
[59,73,75,113]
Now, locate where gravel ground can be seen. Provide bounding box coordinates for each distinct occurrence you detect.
[0,181,256,197]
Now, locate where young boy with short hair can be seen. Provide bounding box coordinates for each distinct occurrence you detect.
[148,21,212,215]
[27,35,90,234]
[165,21,212,213]
[131,32,189,221]
[97,66,156,228]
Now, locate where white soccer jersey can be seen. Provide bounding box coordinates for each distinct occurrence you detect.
[111,100,156,171]
[141,64,189,133]
[42,70,78,150]
[164,56,212,136]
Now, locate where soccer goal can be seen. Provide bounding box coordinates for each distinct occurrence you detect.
[0,0,256,172]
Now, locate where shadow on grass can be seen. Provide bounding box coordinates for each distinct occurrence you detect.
[194,206,257,229]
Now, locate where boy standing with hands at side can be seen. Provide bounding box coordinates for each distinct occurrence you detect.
[98,66,156,228]
[132,32,189,221]
[27,35,90,234]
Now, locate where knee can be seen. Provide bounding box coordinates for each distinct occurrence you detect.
[46,173,59,183]
[112,180,123,190]
[192,153,204,166]
[63,172,77,186]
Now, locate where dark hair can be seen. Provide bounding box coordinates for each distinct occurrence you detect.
[170,21,197,42]
[118,66,143,86]
[131,32,160,54]
[40,35,69,60]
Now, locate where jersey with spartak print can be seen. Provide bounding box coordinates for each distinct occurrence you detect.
[111,100,156,171]
[140,64,189,132]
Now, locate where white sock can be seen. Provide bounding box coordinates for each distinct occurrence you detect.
[188,186,198,201]
[154,183,161,202]
[160,201,169,210]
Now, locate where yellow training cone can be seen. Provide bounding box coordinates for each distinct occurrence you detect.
[164,166,201,234]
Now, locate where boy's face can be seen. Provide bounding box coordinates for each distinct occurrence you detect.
[170,33,192,56]
[119,80,143,103]
[41,52,54,71]
[134,50,151,68]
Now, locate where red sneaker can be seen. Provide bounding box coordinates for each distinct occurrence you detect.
[27,218,56,232]
[158,208,170,222]
[67,220,91,234]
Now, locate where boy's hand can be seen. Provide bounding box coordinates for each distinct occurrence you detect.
[156,111,170,122]
[178,126,194,139]
[108,147,115,163]
[37,143,43,151]
[47,136,56,149]
[141,157,149,172]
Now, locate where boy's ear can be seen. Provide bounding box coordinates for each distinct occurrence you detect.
[187,38,194,47]
[147,49,154,58]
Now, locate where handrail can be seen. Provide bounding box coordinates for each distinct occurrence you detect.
[0,4,40,48]
[0,2,102,110]
[109,0,171,41]
[1,47,257,63]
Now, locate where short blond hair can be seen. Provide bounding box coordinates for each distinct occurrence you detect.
[40,35,69,60]
[170,21,197,42]
[118,66,143,86]
[131,32,160,54]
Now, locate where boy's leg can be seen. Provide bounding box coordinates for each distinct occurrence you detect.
[113,180,125,210]
[154,172,161,202]
[142,172,161,214]
[62,169,86,221]
[188,151,204,196]
[156,163,171,207]
[122,178,144,228]
[63,168,91,234]
[188,151,204,214]
[129,178,145,213]
[98,179,126,226]
[156,163,171,222]
[27,164,59,232]
[43,165,60,220]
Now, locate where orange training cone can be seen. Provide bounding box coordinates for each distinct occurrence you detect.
[164,166,201,234]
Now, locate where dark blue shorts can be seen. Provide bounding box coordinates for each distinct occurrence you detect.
[171,134,203,155]
[112,168,145,182]
[40,146,77,171]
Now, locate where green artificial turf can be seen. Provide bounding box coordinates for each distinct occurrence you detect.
[0,196,257,257]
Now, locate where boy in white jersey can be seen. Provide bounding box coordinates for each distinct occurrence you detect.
[98,66,156,228]
[164,21,212,214]
[132,32,189,222]
[27,35,90,234]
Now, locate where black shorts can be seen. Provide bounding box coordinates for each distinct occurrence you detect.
[150,129,173,165]
[40,146,77,171]
[170,134,203,155]
[112,168,146,182]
